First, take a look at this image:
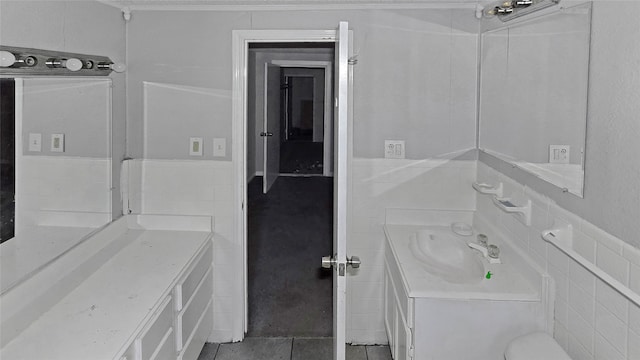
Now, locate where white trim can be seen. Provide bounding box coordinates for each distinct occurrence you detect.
[14,78,23,235]
[232,29,338,342]
[100,1,477,12]
[271,60,334,177]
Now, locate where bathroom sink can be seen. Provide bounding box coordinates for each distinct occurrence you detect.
[409,228,484,284]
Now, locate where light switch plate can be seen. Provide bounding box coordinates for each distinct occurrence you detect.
[385,140,405,159]
[28,133,42,152]
[213,138,226,157]
[51,134,65,152]
[190,137,203,156]
[549,145,570,164]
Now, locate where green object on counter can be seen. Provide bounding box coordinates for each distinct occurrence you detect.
[486,271,492,279]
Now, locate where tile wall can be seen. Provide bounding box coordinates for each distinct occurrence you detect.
[132,159,238,342]
[347,157,477,343]
[475,161,640,360]
[16,156,112,231]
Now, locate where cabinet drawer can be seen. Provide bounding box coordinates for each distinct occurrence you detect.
[150,328,175,360]
[176,242,212,311]
[176,267,213,351]
[139,296,174,360]
[179,298,213,360]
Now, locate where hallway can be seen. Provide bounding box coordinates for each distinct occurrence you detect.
[247,176,333,337]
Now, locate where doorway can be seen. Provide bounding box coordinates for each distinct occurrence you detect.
[246,43,335,337]
[233,24,352,359]
[0,78,15,243]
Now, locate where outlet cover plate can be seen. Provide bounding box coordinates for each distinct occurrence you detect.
[385,140,405,159]
[549,145,570,164]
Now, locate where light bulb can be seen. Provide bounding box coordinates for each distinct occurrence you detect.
[63,58,83,71]
[0,50,16,67]
[111,62,126,73]
[97,62,126,73]
[46,57,83,71]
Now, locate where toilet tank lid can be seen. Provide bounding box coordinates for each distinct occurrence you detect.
[505,332,572,360]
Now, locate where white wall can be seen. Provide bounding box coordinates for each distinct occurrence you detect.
[127,8,479,343]
[480,6,590,165]
[349,155,477,343]
[127,9,478,160]
[0,0,127,219]
[475,161,640,360]
[478,1,640,250]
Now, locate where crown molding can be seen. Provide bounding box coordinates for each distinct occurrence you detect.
[95,0,479,12]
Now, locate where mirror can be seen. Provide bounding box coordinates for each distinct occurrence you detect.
[479,2,592,197]
[0,77,112,293]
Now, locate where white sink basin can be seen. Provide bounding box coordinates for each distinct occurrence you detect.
[409,228,484,284]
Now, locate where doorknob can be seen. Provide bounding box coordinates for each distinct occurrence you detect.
[321,255,336,269]
[260,132,274,137]
[322,255,361,269]
[347,256,361,269]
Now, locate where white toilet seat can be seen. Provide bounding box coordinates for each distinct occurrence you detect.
[505,332,572,360]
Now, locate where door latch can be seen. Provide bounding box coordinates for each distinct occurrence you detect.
[260,132,274,137]
[322,255,361,276]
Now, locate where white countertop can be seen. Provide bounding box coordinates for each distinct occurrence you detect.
[1,223,212,360]
[385,224,540,301]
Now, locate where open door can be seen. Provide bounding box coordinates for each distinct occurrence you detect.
[322,21,357,360]
[262,63,281,193]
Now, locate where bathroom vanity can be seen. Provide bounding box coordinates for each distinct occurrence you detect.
[384,219,551,360]
[0,215,213,360]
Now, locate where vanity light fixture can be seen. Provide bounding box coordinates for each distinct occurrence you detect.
[483,0,560,21]
[0,45,122,75]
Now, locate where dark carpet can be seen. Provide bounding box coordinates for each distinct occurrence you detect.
[247,176,333,337]
[279,140,324,175]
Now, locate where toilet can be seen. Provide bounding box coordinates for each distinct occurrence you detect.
[505,332,572,360]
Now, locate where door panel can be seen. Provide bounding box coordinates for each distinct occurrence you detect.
[263,63,281,194]
[333,21,349,360]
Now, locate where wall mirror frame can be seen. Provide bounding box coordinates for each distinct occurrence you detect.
[478,1,593,198]
[0,76,113,294]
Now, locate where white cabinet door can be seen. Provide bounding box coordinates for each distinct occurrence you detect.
[384,270,396,354]
[396,312,411,360]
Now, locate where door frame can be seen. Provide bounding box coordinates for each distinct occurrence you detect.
[232,29,352,342]
[272,60,334,177]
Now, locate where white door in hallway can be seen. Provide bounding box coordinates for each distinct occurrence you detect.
[263,63,281,194]
[331,21,352,360]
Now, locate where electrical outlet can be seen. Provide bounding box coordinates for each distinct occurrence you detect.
[384,140,405,159]
[28,133,42,152]
[549,145,570,164]
[51,134,65,152]
[189,137,203,156]
[213,138,226,157]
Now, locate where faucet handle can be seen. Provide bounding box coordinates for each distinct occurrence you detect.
[477,234,488,246]
[487,244,502,264]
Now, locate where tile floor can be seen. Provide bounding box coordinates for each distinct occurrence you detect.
[197,338,392,360]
